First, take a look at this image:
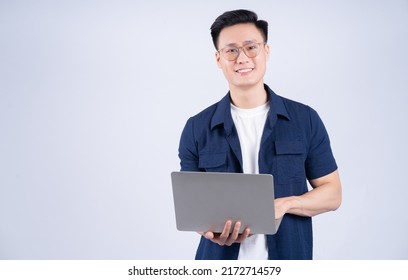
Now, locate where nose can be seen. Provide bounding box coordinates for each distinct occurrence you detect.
[236,47,250,64]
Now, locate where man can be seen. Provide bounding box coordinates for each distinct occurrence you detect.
[178,9,341,260]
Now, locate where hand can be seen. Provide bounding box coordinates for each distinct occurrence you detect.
[274,197,292,220]
[198,220,251,246]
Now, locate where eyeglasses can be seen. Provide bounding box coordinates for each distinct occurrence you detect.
[217,42,266,61]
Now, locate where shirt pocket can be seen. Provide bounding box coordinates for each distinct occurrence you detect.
[275,141,306,184]
[198,152,227,172]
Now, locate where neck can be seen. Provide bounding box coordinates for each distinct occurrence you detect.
[229,83,268,109]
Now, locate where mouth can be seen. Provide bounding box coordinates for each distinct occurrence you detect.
[235,68,254,73]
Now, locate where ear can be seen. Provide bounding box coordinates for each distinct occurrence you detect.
[215,51,222,68]
[264,43,270,60]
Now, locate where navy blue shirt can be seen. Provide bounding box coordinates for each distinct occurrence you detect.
[178,84,337,260]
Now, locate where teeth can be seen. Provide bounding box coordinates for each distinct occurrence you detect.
[237,68,253,73]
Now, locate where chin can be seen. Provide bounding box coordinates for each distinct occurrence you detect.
[231,79,262,89]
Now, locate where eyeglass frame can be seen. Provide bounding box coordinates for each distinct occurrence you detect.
[217,42,267,61]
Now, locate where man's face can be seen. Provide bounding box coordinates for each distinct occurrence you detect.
[216,23,269,91]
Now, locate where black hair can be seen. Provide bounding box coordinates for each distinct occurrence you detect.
[210,9,268,49]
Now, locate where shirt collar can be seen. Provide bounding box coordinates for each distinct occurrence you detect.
[210,84,290,134]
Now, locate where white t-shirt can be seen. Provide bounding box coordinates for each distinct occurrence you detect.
[231,101,270,260]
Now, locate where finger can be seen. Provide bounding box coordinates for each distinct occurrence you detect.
[218,220,232,245]
[225,221,241,246]
[198,231,213,239]
[236,227,251,243]
[204,231,214,240]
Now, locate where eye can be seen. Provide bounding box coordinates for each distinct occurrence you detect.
[246,44,259,51]
[225,48,239,54]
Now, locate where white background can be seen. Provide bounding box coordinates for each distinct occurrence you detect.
[1,0,407,259]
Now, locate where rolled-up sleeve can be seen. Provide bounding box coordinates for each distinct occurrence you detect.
[178,118,201,172]
[305,107,338,181]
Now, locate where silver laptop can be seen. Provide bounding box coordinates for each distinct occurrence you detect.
[171,171,282,235]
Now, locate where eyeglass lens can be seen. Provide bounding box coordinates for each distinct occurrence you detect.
[221,43,262,61]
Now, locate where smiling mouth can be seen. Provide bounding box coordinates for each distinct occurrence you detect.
[235,68,254,73]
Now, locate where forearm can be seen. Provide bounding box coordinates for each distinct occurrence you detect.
[276,170,342,218]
